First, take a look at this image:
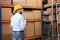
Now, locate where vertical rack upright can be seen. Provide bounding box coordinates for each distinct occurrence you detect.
[0,5,2,40]
[41,0,56,40]
[56,2,60,40]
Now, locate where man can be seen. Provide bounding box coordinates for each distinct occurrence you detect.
[11,5,26,40]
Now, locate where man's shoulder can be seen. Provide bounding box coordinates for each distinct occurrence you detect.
[11,15,14,19]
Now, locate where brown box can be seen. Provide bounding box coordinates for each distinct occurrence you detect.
[13,0,26,6]
[47,8,52,12]
[27,0,37,6]
[1,0,11,5]
[25,23,35,37]
[35,22,42,35]
[2,23,12,40]
[44,16,50,21]
[48,0,55,5]
[37,0,42,6]
[32,10,41,19]
[2,8,13,20]
[57,0,60,3]
[2,23,12,34]
[22,11,34,19]
[44,11,48,14]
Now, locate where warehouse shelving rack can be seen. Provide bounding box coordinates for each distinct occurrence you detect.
[0,0,42,40]
[0,2,42,23]
[1,5,42,40]
[56,3,60,40]
[42,0,60,40]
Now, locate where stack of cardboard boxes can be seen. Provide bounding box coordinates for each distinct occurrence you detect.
[1,0,42,40]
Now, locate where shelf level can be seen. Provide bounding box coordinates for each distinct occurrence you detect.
[44,3,60,10]
[43,14,51,16]
[2,19,42,23]
[0,4,42,9]
[25,35,42,40]
[43,20,57,23]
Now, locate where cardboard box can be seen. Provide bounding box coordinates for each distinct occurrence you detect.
[2,23,12,40]
[32,10,41,19]
[2,23,12,34]
[35,22,42,35]
[25,23,35,37]
[1,0,11,5]
[44,11,48,14]
[27,0,37,6]
[37,0,42,6]
[48,0,55,5]
[57,0,60,3]
[13,0,26,6]
[22,11,34,19]
[2,8,13,20]
[47,8,52,12]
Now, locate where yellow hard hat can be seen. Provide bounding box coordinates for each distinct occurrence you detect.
[13,5,22,13]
